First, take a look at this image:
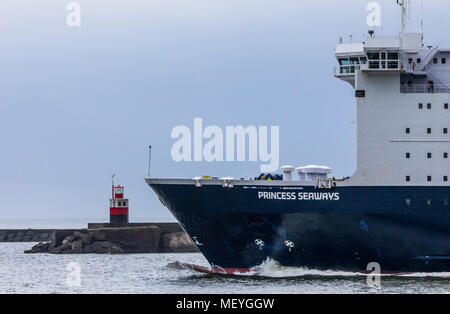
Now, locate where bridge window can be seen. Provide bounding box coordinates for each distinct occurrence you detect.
[417,58,422,64]
[427,103,432,109]
[418,103,423,109]
[406,152,411,159]
[445,153,448,159]
[428,176,432,182]
[368,52,380,69]
[434,58,438,64]
[427,128,432,134]
[427,153,432,159]
[406,128,410,134]
[443,58,447,64]
[444,128,448,134]
[445,103,449,109]
[388,52,399,69]
[406,176,411,182]
[444,176,448,182]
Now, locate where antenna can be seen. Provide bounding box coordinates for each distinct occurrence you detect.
[147,145,152,178]
[111,174,116,199]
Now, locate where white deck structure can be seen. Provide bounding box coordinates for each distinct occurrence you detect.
[334,1,450,186]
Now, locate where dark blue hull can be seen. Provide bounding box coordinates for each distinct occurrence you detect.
[150,183,450,272]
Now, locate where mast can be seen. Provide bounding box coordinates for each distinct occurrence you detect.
[398,0,409,49]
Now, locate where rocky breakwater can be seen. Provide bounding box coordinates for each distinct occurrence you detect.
[25,226,199,254]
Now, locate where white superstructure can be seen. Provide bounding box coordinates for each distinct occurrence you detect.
[334,1,450,186]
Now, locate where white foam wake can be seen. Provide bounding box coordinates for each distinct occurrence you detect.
[232,258,450,279]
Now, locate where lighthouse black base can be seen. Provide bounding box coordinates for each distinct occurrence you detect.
[110,213,129,225]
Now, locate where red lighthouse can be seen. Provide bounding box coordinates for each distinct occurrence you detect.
[109,179,129,225]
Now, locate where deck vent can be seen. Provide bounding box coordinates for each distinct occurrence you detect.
[298,165,332,181]
[295,167,306,181]
[280,165,295,181]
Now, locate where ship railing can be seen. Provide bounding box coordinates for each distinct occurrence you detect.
[401,84,450,94]
[316,178,336,189]
[361,60,404,71]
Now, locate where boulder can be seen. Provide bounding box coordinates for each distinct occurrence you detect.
[83,244,94,254]
[48,247,62,254]
[25,242,50,254]
[48,241,57,251]
[81,233,94,245]
[162,232,198,252]
[59,239,72,251]
[54,230,76,246]
[71,240,84,253]
[72,231,83,241]
[110,245,125,254]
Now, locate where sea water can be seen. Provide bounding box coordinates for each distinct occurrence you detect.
[0,243,449,294]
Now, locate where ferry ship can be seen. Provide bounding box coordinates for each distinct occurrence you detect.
[147,1,450,273]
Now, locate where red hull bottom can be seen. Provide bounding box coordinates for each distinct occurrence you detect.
[179,263,409,276]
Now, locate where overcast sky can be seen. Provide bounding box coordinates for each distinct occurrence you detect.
[1,0,450,222]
